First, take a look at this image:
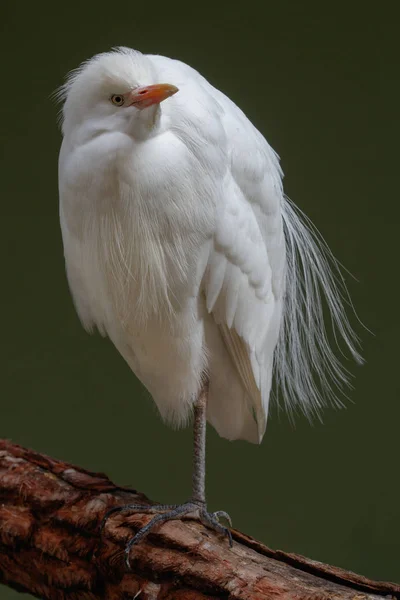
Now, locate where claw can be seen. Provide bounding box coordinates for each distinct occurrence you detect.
[100,501,233,570]
[101,502,182,533]
[225,526,233,548]
[124,504,193,569]
[199,509,233,548]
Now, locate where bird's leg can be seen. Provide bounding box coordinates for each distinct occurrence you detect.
[190,384,233,542]
[191,383,207,505]
[101,384,232,569]
[191,388,232,520]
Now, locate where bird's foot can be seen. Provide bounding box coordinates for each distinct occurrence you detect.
[101,500,233,568]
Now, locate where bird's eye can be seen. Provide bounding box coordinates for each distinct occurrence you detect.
[110,94,125,106]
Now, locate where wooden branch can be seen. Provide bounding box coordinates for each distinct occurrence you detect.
[0,440,398,600]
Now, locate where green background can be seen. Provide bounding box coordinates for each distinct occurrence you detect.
[1,2,398,597]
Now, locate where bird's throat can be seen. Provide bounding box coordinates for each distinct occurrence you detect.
[130,104,161,140]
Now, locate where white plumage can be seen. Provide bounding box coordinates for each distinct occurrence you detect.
[58,47,361,446]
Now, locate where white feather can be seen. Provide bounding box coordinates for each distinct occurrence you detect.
[58,47,362,445]
[276,198,363,420]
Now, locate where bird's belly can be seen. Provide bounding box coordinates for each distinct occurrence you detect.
[110,295,208,427]
[62,196,211,424]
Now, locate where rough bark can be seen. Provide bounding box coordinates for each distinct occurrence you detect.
[0,439,398,600]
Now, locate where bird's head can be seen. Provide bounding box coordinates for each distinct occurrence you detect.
[57,47,179,139]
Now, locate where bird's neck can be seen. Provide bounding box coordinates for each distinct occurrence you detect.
[129,105,162,140]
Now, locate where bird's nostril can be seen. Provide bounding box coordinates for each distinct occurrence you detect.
[138,89,148,95]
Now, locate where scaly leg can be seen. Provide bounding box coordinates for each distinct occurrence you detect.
[101,385,233,568]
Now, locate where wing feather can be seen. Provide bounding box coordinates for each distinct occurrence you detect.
[219,324,266,437]
[203,155,284,441]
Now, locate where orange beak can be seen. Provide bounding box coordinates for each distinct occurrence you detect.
[127,83,179,110]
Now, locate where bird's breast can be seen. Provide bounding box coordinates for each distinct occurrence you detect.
[60,130,218,333]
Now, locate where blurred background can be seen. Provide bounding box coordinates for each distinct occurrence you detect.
[1,2,398,597]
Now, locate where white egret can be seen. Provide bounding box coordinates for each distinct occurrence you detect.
[57,47,361,565]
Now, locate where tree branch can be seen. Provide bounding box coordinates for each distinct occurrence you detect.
[0,439,398,600]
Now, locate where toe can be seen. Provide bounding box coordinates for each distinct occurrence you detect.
[212,510,232,528]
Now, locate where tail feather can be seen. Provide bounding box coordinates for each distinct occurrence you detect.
[274,197,363,420]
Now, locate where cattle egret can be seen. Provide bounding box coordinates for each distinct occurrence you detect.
[57,47,362,565]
